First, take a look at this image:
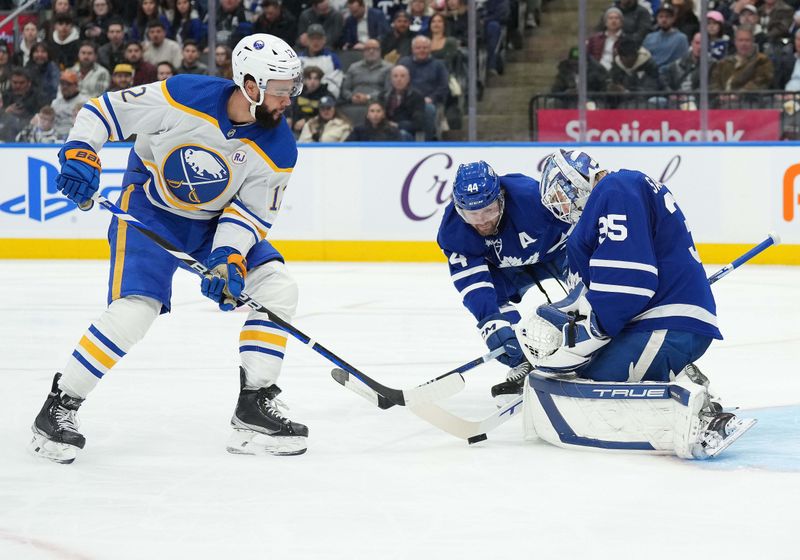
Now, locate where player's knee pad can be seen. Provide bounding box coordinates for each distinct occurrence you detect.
[101,295,161,348]
[522,369,709,458]
[244,260,298,321]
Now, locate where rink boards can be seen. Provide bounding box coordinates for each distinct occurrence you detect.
[0,142,798,264]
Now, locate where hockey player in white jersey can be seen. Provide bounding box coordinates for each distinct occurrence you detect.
[30,34,309,463]
[516,149,756,459]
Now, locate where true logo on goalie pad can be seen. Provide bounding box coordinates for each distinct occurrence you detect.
[591,388,667,398]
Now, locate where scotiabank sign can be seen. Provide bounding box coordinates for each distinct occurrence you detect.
[537,109,781,142]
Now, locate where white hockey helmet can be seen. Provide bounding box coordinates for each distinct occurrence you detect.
[231,34,303,115]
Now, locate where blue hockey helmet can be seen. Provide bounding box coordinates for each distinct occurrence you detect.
[540,149,601,224]
[452,161,501,211]
[452,161,505,235]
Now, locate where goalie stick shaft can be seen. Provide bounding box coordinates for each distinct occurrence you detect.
[92,194,411,405]
[707,232,780,285]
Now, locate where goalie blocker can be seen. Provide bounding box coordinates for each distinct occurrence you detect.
[522,368,756,459]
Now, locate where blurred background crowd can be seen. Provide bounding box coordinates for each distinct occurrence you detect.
[1,0,799,143]
[0,0,530,143]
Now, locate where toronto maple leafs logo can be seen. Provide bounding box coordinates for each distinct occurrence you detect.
[497,253,541,268]
[485,237,503,260]
[566,269,582,290]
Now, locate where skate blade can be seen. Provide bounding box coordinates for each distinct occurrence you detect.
[706,418,758,458]
[28,432,79,464]
[226,428,307,457]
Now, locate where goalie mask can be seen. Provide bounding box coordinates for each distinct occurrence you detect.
[452,161,505,236]
[540,149,600,224]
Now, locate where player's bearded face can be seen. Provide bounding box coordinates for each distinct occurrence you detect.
[254,101,284,129]
[253,79,296,129]
[461,200,502,236]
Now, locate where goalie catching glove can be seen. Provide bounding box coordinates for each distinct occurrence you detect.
[518,286,610,375]
[201,246,247,311]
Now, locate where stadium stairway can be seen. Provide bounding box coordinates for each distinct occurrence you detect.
[471,0,609,142]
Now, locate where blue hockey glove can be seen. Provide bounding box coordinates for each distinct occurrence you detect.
[478,313,525,367]
[201,247,247,311]
[56,145,101,210]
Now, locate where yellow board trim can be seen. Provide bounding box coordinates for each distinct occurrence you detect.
[239,330,288,347]
[1,240,799,265]
[79,335,117,369]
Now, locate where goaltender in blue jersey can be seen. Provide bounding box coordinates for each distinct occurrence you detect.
[30,34,311,464]
[516,149,754,459]
[523,149,721,382]
[437,161,572,399]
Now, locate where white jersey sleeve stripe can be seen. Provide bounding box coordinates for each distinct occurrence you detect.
[590,282,655,298]
[459,281,495,297]
[451,265,490,282]
[589,258,658,275]
[223,207,267,238]
[232,198,272,230]
[218,215,260,245]
[82,102,111,138]
[101,93,124,140]
[632,304,719,327]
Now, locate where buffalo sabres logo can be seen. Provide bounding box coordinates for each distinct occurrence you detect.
[162,145,231,204]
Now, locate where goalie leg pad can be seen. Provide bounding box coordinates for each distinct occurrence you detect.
[523,370,713,457]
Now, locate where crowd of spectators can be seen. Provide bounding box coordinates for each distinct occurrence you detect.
[0,0,519,143]
[550,0,800,134]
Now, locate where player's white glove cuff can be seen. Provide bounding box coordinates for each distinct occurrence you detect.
[478,315,512,343]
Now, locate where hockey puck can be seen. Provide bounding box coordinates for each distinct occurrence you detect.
[467,434,488,445]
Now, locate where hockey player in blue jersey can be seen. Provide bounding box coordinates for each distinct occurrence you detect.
[30,34,310,463]
[516,149,755,459]
[437,160,572,400]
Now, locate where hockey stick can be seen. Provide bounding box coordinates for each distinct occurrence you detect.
[88,193,427,406]
[342,232,782,442]
[707,232,780,285]
[331,347,505,409]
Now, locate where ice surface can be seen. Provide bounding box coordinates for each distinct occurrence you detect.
[1,261,798,559]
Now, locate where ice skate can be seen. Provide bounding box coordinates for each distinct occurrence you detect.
[491,361,532,406]
[692,407,757,459]
[29,373,86,464]
[227,369,308,456]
